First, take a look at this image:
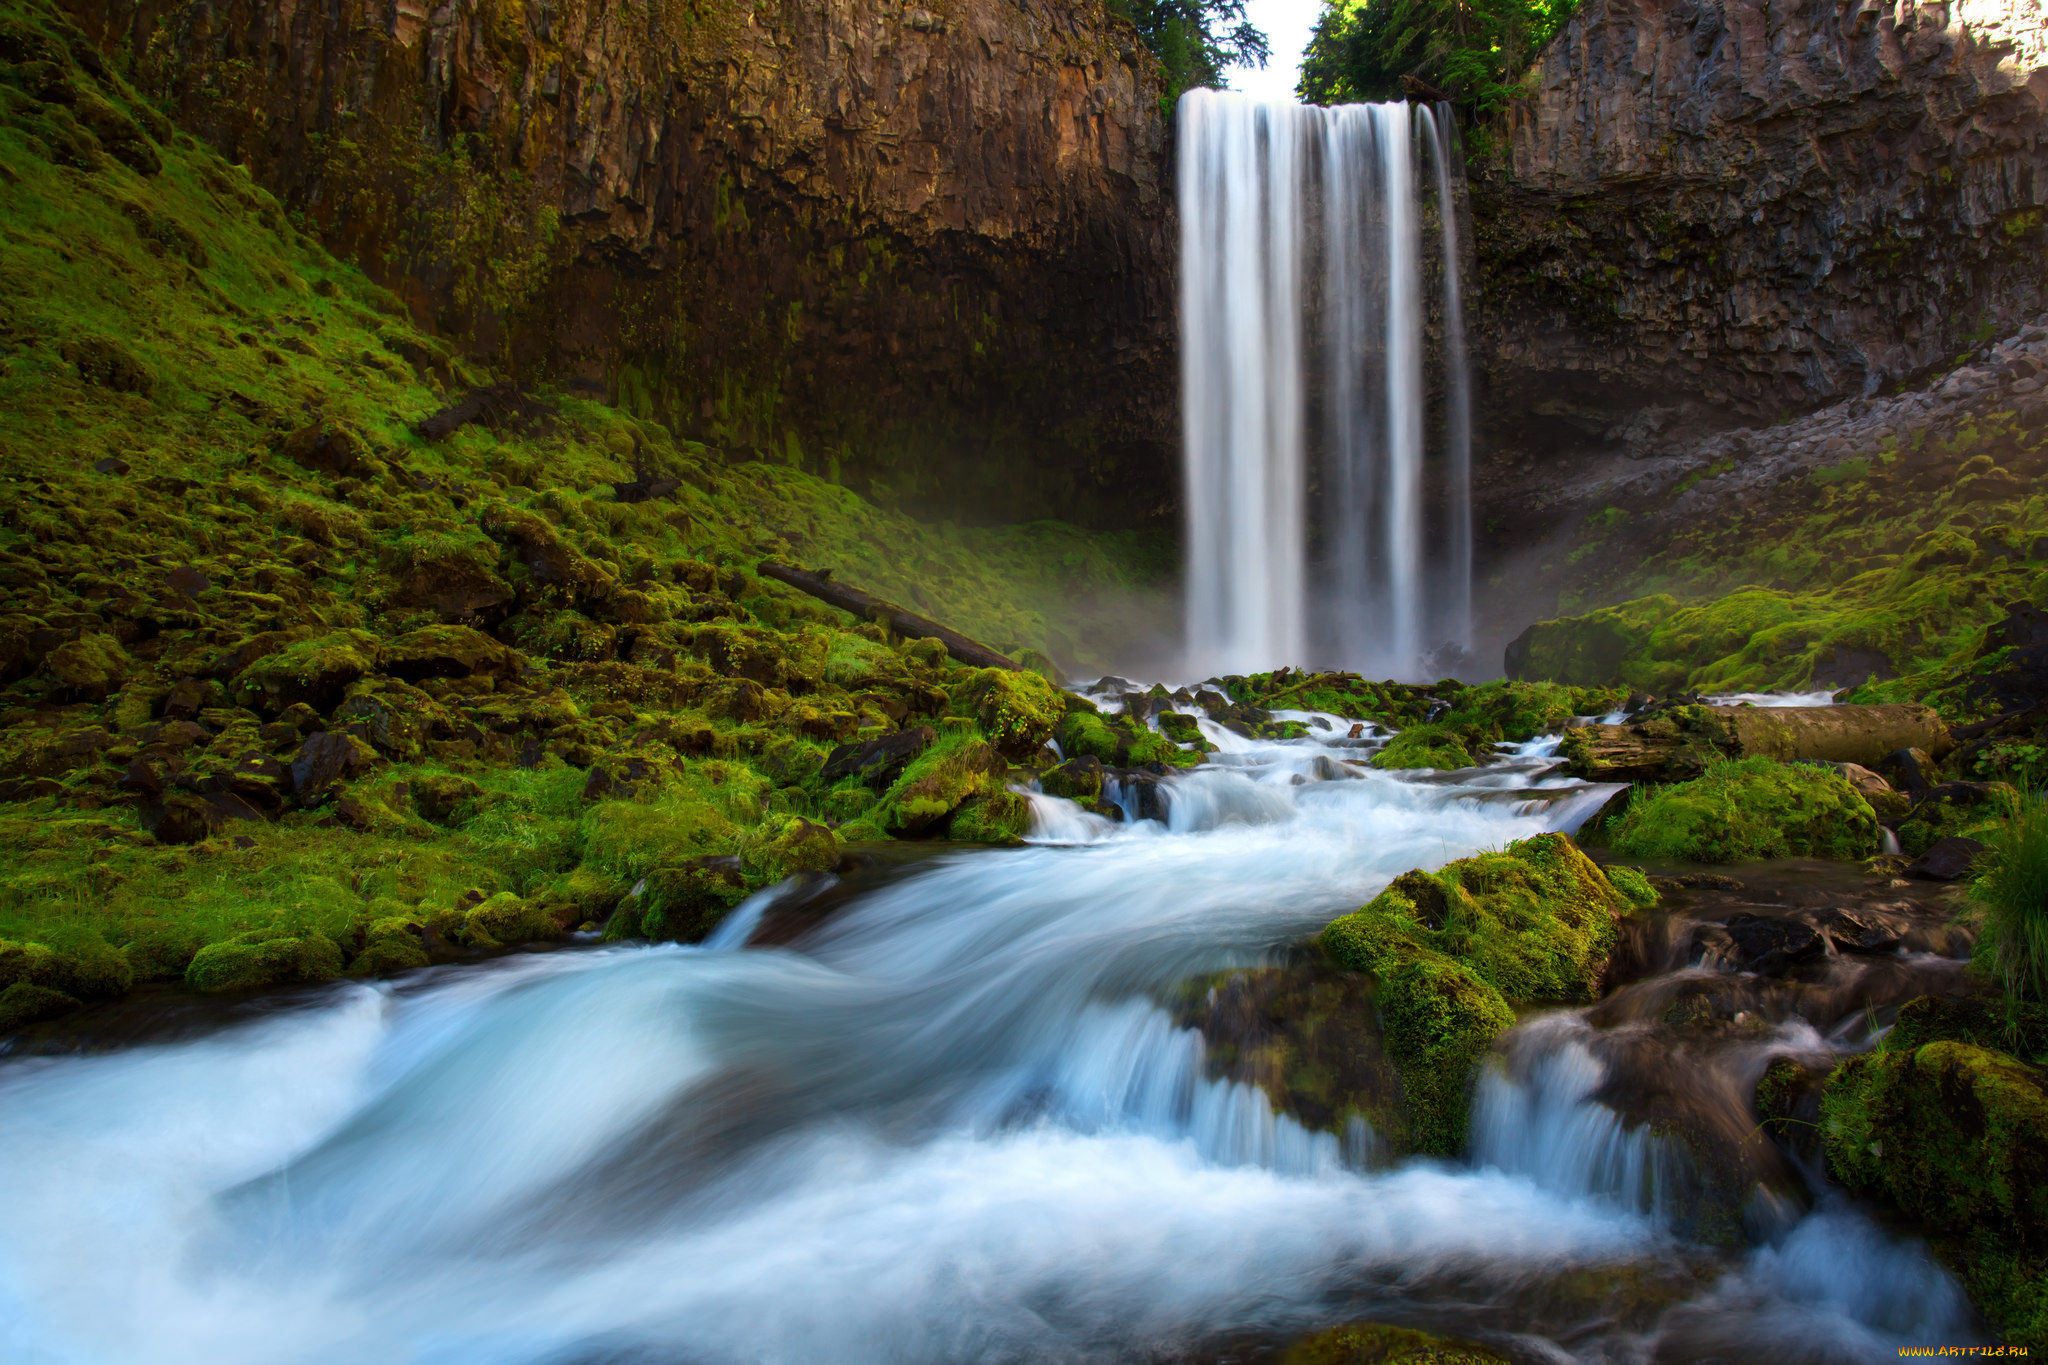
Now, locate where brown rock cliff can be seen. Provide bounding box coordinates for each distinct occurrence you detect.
[63,0,1178,525]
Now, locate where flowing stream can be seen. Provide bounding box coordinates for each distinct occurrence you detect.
[0,701,1978,1363]
[1180,93,1472,680]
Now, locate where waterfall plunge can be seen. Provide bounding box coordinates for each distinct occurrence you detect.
[1180,92,1472,680]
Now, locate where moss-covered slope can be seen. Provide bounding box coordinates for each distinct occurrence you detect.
[0,0,1163,1027]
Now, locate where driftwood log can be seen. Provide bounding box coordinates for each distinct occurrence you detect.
[1561,703,1954,782]
[757,561,1020,671]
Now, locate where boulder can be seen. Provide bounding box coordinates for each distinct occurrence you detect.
[185,931,344,993]
[1040,754,1105,802]
[289,731,380,804]
[821,725,936,787]
[1906,836,1988,882]
[381,625,523,682]
[45,633,131,698]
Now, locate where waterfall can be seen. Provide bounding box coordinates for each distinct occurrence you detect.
[1179,91,1473,680]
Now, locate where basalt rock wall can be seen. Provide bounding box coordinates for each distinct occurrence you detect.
[1475,0,2048,461]
[61,0,1177,527]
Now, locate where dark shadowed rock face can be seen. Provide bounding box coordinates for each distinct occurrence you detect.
[1475,0,2048,454]
[65,0,1175,526]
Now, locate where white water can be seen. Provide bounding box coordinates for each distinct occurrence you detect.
[0,718,1974,1362]
[1181,91,1472,680]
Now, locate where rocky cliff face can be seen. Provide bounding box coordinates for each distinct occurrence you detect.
[1474,0,2048,457]
[62,0,1176,526]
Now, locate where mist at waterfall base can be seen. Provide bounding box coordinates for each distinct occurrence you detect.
[1180,90,1472,682]
[0,706,1976,1364]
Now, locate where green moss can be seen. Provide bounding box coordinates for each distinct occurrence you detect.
[350,914,430,974]
[957,667,1065,756]
[0,980,80,1032]
[460,891,555,949]
[1283,1320,1511,1364]
[1057,707,1121,763]
[1609,757,1879,863]
[950,791,1032,844]
[184,930,344,994]
[1823,1042,2048,1349]
[874,731,1009,835]
[1371,723,1482,771]
[1602,863,1659,908]
[743,813,839,882]
[1319,833,1629,1151]
[627,861,749,942]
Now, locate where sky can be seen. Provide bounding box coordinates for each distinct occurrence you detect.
[1227,0,1327,102]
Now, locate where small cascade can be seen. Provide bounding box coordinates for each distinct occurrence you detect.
[1179,91,1472,680]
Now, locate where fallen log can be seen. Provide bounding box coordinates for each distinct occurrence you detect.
[1560,703,1954,782]
[756,560,1020,672]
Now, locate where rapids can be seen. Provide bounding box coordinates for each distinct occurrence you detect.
[0,706,1979,1363]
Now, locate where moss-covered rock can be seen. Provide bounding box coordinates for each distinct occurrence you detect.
[350,915,430,974]
[744,814,840,882]
[1282,1320,1511,1364]
[1823,1040,2048,1349]
[624,858,750,941]
[950,791,1032,844]
[184,930,345,993]
[958,667,1065,757]
[1056,706,1121,763]
[1899,781,2023,858]
[1608,756,1880,863]
[44,632,132,698]
[1319,833,1631,1151]
[460,892,556,949]
[0,980,81,1032]
[875,732,1009,835]
[1040,754,1105,802]
[1371,723,1481,771]
[1601,863,1660,909]
[0,937,133,1000]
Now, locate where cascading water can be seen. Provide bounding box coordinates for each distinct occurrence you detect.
[0,695,1979,1363]
[1181,91,1472,679]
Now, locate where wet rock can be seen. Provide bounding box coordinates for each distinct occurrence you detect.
[821,725,935,787]
[0,981,81,1034]
[1116,771,1170,824]
[1905,836,1988,881]
[1817,907,1908,955]
[1708,913,1825,977]
[1040,754,1104,803]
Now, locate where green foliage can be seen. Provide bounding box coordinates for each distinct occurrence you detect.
[1602,863,1658,909]
[1607,757,1880,863]
[1319,833,1629,1149]
[1109,0,1270,104]
[1299,0,1579,118]
[1973,800,2048,1004]
[1370,722,1480,770]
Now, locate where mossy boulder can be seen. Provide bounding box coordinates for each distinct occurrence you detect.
[0,981,81,1032]
[349,916,430,974]
[1319,833,1631,1151]
[381,624,523,682]
[460,892,556,949]
[1823,1040,2048,1349]
[279,420,375,478]
[236,630,381,712]
[957,667,1065,757]
[536,866,628,929]
[624,858,749,941]
[1601,863,1660,909]
[1056,706,1120,763]
[876,732,1009,835]
[1371,723,1482,771]
[1608,756,1880,863]
[411,772,485,824]
[582,799,743,881]
[0,937,133,1000]
[1041,754,1105,802]
[1283,1320,1512,1364]
[185,930,345,994]
[44,632,132,698]
[950,791,1032,844]
[744,814,840,882]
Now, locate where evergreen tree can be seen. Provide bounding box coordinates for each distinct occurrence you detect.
[1110,0,1271,104]
[1296,0,1577,118]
